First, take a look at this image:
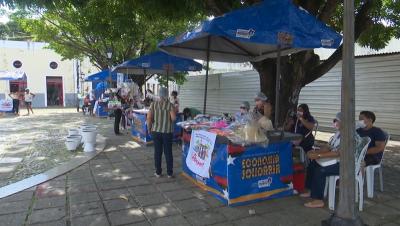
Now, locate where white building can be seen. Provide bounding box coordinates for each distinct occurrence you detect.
[0,40,95,107]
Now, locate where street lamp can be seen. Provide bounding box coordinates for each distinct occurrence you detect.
[106,47,113,87]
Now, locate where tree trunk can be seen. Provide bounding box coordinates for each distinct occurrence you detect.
[252,51,313,128]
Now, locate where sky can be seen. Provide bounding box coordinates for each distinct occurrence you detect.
[0,6,11,24]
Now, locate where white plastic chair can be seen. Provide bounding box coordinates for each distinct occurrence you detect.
[324,136,371,211]
[365,132,389,198]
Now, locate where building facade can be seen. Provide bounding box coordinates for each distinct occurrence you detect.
[0,40,94,107]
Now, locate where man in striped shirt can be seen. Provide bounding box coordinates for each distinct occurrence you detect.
[147,87,177,178]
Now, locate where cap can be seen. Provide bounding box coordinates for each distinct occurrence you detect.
[25,88,29,91]
[240,101,250,110]
[159,87,168,98]
[254,92,268,101]
[334,112,342,122]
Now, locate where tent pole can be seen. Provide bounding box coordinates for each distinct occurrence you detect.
[203,36,211,114]
[274,44,281,128]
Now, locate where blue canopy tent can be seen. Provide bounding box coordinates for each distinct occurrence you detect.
[159,0,342,122]
[85,69,118,82]
[113,51,202,91]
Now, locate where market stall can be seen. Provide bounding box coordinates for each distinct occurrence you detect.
[179,117,301,206]
[130,109,183,144]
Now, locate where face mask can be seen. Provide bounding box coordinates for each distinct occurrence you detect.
[297,111,304,117]
[356,120,366,129]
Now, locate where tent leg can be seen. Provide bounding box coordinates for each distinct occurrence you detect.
[274,44,281,128]
[203,36,211,114]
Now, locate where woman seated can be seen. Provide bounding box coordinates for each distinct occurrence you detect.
[287,104,316,153]
[301,112,341,208]
[234,101,250,123]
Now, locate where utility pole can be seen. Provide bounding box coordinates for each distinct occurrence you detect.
[323,0,364,225]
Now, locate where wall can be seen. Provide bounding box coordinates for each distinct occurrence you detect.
[179,53,400,140]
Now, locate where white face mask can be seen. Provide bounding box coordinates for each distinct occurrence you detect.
[356,120,366,129]
[297,111,304,117]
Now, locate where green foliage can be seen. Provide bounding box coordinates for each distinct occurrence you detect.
[9,0,204,88]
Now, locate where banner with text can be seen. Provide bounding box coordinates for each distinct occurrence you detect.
[0,99,13,112]
[186,130,216,178]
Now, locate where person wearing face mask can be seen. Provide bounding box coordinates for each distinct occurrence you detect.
[235,101,250,123]
[300,112,345,208]
[356,111,386,166]
[287,103,316,153]
[253,92,273,130]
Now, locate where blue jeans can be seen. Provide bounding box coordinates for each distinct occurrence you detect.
[305,161,339,200]
[152,132,173,176]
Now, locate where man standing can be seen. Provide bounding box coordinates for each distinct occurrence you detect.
[24,88,35,115]
[147,87,176,178]
[8,91,20,116]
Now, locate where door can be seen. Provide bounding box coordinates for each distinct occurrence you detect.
[46,76,63,106]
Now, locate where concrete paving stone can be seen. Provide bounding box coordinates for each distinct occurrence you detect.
[0,212,27,226]
[124,178,151,187]
[69,192,100,204]
[217,206,251,221]
[71,213,110,226]
[29,219,66,226]
[262,211,309,226]
[100,188,131,200]
[136,193,169,207]
[97,181,127,191]
[381,222,400,226]
[70,201,105,217]
[68,182,98,193]
[163,189,196,201]
[108,208,146,226]
[35,186,66,198]
[211,223,235,226]
[67,176,94,185]
[383,199,400,211]
[202,195,226,208]
[29,207,65,224]
[232,215,267,225]
[0,199,31,214]
[143,203,180,219]
[364,203,400,218]
[121,221,151,226]
[185,209,227,226]
[156,182,184,192]
[103,198,138,212]
[1,190,34,202]
[68,170,92,180]
[128,185,159,196]
[152,215,191,226]
[174,198,210,213]
[359,212,389,226]
[34,196,66,210]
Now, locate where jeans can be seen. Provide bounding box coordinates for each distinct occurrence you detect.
[152,132,173,176]
[114,109,122,134]
[305,161,339,200]
[12,99,19,114]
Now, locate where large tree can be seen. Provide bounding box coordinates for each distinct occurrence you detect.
[144,0,400,126]
[3,0,400,124]
[4,0,204,86]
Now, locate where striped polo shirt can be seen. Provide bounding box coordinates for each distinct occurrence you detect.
[149,100,174,133]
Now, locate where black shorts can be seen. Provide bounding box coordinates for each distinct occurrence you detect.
[25,102,32,107]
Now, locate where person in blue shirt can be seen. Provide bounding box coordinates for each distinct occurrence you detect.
[234,101,250,123]
[356,111,386,166]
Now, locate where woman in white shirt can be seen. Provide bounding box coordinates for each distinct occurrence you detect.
[24,88,35,115]
[300,112,342,208]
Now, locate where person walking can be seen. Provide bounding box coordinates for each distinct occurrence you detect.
[147,87,176,178]
[24,88,35,115]
[8,91,20,116]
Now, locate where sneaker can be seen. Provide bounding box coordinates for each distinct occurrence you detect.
[167,174,175,179]
[154,173,161,178]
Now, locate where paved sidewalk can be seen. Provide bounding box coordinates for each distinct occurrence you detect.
[0,110,399,226]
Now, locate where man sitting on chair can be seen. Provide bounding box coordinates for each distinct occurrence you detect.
[356,111,386,166]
